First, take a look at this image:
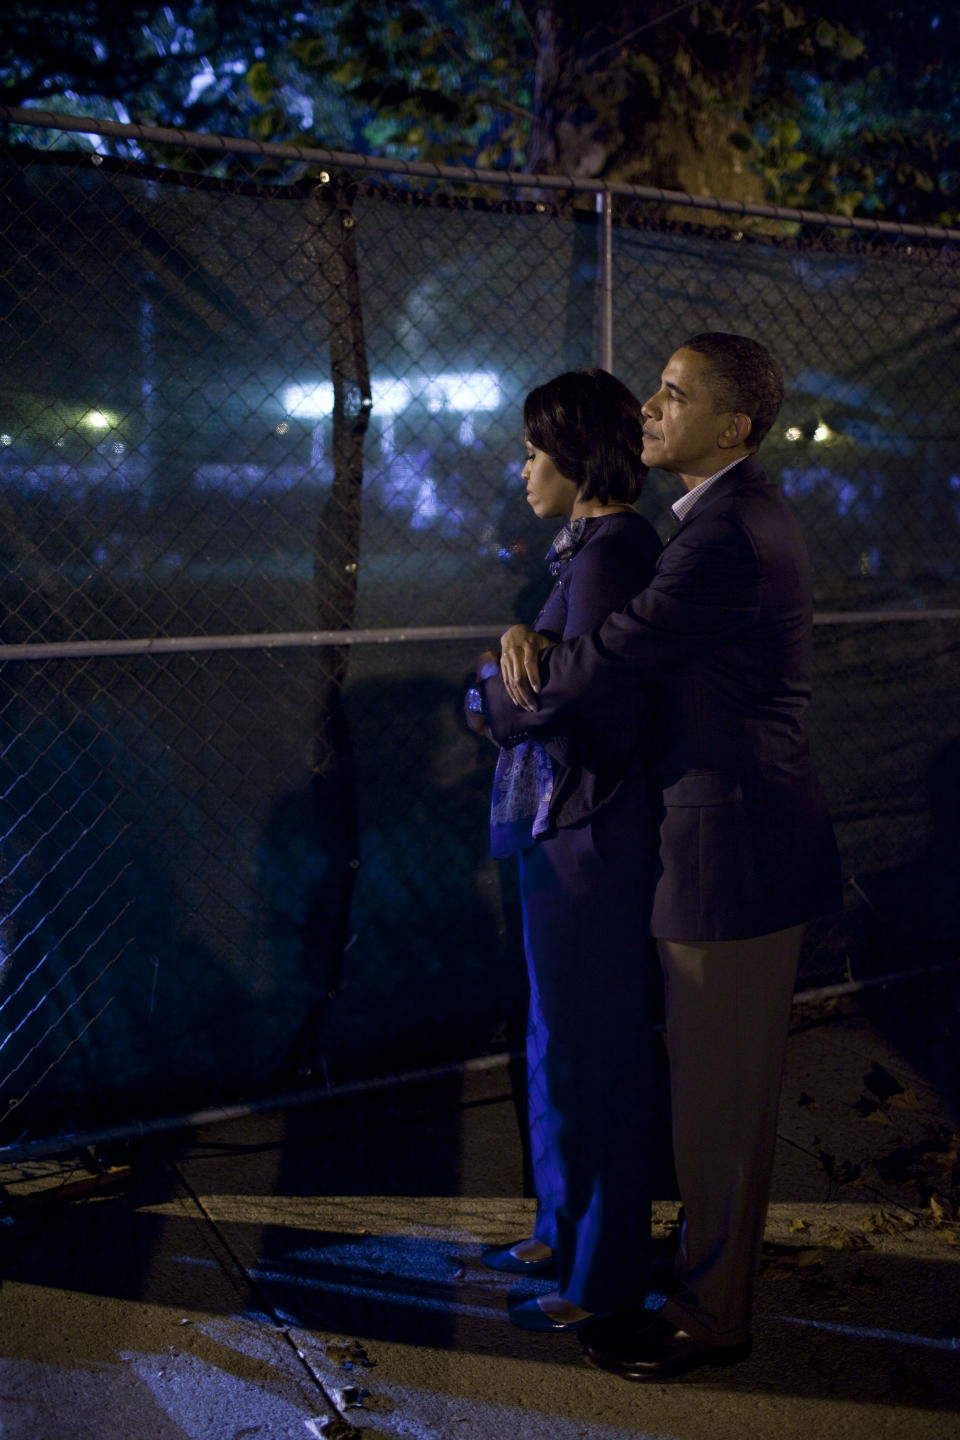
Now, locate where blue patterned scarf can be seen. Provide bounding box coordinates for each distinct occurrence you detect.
[545,516,587,575]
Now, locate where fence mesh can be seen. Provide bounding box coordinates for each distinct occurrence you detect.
[1,114,959,1150]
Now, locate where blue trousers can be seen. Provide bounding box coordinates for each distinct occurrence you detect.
[517,783,656,1312]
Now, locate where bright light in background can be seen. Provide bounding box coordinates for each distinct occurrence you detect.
[432,372,500,411]
[374,379,413,415]
[283,371,501,420]
[284,382,334,418]
[185,60,217,106]
[83,410,114,431]
[784,426,803,442]
[0,434,12,447]
[813,423,833,443]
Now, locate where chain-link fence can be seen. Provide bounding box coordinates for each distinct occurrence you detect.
[1,108,959,1154]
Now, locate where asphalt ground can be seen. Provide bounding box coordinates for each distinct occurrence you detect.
[1,976,959,1440]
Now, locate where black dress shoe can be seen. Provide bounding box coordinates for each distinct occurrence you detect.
[581,1311,751,1380]
[481,1244,556,1278]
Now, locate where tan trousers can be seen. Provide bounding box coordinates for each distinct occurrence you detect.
[657,925,805,1344]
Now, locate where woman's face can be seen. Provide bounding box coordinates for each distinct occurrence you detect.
[522,437,579,520]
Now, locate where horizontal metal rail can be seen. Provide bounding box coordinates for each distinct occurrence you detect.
[0,610,958,664]
[4,106,960,243]
[792,956,960,1006]
[811,609,960,624]
[0,626,502,663]
[2,954,957,1166]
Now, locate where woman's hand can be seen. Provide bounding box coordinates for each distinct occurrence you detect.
[499,624,553,710]
[465,652,500,742]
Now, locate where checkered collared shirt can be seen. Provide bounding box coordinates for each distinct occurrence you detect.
[670,457,744,525]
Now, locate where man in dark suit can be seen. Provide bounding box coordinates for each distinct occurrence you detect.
[479,332,842,1378]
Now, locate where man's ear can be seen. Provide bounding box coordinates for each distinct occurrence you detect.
[718,412,753,450]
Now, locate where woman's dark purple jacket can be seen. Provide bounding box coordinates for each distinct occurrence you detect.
[520,510,662,835]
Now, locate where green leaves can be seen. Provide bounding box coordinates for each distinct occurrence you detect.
[777,117,802,151]
[4,0,956,226]
[814,17,866,60]
[246,60,274,104]
[247,106,285,139]
[288,37,330,68]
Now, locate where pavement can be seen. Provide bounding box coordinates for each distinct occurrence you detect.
[1,976,959,1440]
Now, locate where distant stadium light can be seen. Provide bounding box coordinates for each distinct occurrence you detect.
[813,423,833,443]
[83,410,113,430]
[283,371,501,420]
[376,378,415,415]
[784,426,803,442]
[432,372,500,411]
[284,382,334,418]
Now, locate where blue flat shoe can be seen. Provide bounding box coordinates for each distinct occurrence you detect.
[508,1297,592,1333]
[481,1245,556,1278]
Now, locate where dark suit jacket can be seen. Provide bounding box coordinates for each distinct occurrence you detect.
[482,455,842,940]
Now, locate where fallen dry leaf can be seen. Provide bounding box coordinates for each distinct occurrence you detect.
[861,1209,906,1235]
[796,1247,825,1268]
[887,1088,923,1111]
[922,1144,960,1169]
[929,1194,956,1224]
[823,1227,873,1251]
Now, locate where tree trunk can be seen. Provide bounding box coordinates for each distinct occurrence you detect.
[526,0,768,205]
[293,178,370,1055]
[307,178,371,767]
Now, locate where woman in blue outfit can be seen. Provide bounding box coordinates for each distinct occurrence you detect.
[467,369,663,1332]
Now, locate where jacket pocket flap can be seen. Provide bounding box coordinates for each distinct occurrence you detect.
[662,771,742,807]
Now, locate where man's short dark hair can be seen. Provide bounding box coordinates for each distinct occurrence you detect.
[523,367,647,505]
[681,333,784,449]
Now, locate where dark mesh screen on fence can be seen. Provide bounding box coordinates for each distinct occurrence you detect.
[1,117,958,1149]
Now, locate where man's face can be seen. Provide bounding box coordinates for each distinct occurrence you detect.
[640,347,733,482]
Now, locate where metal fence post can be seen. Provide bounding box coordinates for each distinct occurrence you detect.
[596,189,613,372]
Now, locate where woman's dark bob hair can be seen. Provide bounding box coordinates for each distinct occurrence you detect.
[523,367,647,506]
